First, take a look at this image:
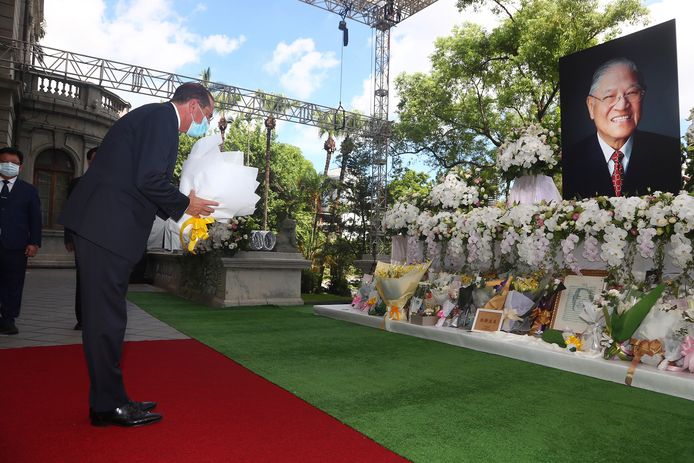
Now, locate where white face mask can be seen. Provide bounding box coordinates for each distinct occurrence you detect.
[0,162,19,177]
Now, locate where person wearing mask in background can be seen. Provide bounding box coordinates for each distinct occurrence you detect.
[0,147,41,335]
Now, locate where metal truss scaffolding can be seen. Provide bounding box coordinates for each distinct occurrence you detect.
[0,0,439,258]
[0,38,373,134]
[299,0,438,258]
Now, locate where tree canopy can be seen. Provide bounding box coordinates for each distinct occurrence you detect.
[392,0,648,170]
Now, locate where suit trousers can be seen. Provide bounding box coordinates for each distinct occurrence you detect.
[74,255,82,324]
[74,234,134,412]
[0,243,28,323]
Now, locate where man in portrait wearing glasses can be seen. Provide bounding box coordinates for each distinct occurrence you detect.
[60,82,219,428]
[562,57,681,199]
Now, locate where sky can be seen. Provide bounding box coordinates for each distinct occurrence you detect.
[42,0,694,175]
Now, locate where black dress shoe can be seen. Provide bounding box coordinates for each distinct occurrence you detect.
[89,401,156,415]
[131,400,157,412]
[90,403,162,427]
[0,322,18,335]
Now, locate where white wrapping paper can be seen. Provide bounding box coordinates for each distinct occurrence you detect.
[150,135,260,250]
[178,134,260,220]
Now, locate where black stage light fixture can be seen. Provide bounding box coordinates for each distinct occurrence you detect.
[338,20,348,47]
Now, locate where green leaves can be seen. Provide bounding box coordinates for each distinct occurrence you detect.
[541,328,567,348]
[610,284,665,342]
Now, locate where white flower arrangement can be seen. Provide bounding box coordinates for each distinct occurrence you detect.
[383,201,420,235]
[429,171,480,209]
[387,183,694,280]
[497,124,559,182]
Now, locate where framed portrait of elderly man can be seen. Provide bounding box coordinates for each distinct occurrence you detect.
[551,273,606,333]
[560,20,682,200]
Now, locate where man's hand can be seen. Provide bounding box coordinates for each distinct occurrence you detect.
[25,244,38,258]
[65,243,74,253]
[186,189,219,217]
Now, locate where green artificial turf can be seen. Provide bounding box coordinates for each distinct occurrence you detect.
[301,293,353,305]
[128,292,694,463]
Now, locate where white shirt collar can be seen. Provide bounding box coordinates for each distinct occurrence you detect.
[171,102,181,130]
[1,175,17,191]
[597,133,633,174]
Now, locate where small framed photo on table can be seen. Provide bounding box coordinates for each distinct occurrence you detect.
[551,271,606,333]
[471,308,503,333]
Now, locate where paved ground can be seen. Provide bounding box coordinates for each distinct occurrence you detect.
[0,268,188,349]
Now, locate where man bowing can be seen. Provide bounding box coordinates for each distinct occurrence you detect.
[60,82,218,427]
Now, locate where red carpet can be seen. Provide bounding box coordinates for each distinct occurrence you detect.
[0,339,406,463]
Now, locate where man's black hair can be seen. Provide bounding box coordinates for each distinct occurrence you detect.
[0,147,24,165]
[170,82,214,108]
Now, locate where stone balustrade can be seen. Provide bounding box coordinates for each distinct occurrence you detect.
[26,71,130,115]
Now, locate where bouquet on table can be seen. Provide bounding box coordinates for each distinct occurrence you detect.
[455,273,486,329]
[634,293,694,375]
[599,284,665,362]
[426,272,461,327]
[374,261,430,321]
[351,274,380,313]
[502,273,556,333]
[406,282,429,319]
[175,135,261,253]
[534,283,666,379]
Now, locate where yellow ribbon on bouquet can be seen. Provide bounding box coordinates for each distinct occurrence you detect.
[180,216,215,253]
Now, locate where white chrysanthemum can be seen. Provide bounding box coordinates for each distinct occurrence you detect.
[575,199,612,234]
[672,193,694,234]
[429,172,480,209]
[497,124,557,174]
[383,201,421,234]
[636,227,657,259]
[517,229,550,269]
[600,224,628,267]
[669,233,693,269]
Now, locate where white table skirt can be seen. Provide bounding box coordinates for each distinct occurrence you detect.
[314,304,694,401]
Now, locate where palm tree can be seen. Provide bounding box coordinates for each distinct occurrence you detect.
[257,92,291,230]
[199,67,211,87]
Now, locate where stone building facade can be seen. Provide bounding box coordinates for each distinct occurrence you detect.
[0,0,130,266]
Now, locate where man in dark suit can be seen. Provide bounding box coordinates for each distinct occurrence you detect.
[562,58,681,199]
[0,147,41,335]
[64,146,97,331]
[60,83,218,427]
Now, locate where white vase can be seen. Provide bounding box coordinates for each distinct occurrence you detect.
[507,174,562,205]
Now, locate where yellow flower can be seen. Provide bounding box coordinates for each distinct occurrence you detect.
[565,335,583,352]
[513,276,539,293]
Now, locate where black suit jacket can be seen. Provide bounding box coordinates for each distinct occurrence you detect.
[0,178,42,250]
[562,130,681,199]
[59,103,189,263]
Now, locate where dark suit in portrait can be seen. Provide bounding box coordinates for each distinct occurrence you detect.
[0,178,42,330]
[562,130,682,199]
[61,103,188,411]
